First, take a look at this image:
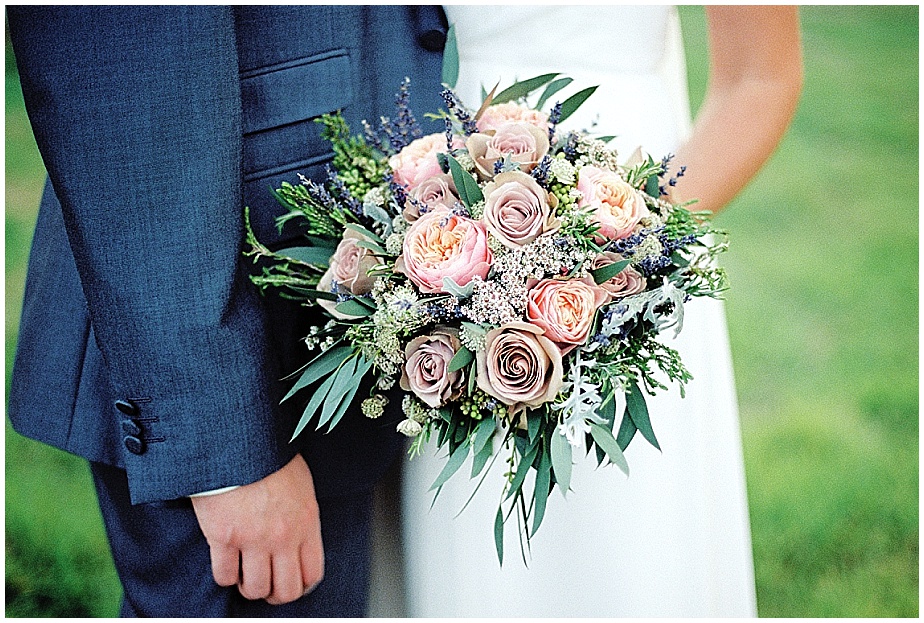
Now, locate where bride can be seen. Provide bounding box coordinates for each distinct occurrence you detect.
[387,5,802,618]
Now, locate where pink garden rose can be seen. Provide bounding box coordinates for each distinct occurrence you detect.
[317,229,383,319]
[476,322,564,416]
[399,327,465,408]
[477,102,550,134]
[466,121,550,180]
[577,165,649,242]
[591,252,647,300]
[389,133,463,190]
[395,208,493,294]
[404,173,459,222]
[526,277,609,353]
[482,171,559,249]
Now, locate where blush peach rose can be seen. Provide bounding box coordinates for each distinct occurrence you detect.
[577,165,649,242]
[591,252,647,300]
[476,321,564,415]
[477,102,550,134]
[404,173,459,222]
[400,327,465,408]
[395,208,493,294]
[466,121,550,180]
[317,229,383,319]
[526,277,609,353]
[389,133,463,191]
[482,170,559,249]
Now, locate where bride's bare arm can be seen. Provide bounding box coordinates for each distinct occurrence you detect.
[669,6,803,214]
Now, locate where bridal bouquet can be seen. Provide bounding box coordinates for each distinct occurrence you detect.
[246,64,727,561]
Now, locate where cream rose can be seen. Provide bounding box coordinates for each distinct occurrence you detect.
[591,252,647,300]
[399,327,465,408]
[477,102,550,134]
[526,277,609,353]
[466,121,550,180]
[389,133,462,191]
[404,173,459,222]
[317,229,383,319]
[577,165,649,242]
[482,171,559,249]
[395,208,493,294]
[476,321,564,415]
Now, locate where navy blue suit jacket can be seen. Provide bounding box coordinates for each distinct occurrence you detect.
[8,6,446,504]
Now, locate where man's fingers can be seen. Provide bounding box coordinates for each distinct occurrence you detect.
[209,543,240,587]
[300,540,325,592]
[238,550,272,601]
[266,553,304,605]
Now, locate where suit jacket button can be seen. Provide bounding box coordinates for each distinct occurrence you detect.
[115,399,139,416]
[121,420,142,437]
[123,435,145,455]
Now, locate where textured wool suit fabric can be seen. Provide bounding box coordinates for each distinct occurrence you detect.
[7,5,446,616]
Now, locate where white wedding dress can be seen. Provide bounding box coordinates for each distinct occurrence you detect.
[395,6,757,617]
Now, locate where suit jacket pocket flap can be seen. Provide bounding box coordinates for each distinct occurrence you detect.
[240,50,352,135]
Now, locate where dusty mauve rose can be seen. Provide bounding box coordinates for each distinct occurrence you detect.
[591,252,647,300]
[577,165,649,242]
[526,277,609,353]
[482,171,559,249]
[476,322,564,415]
[317,229,383,319]
[466,121,550,180]
[399,327,465,408]
[394,208,493,294]
[389,133,463,191]
[404,173,459,222]
[477,102,550,134]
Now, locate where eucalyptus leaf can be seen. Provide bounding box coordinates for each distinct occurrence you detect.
[275,246,333,266]
[494,505,504,565]
[316,356,360,429]
[471,416,496,455]
[627,381,660,450]
[447,155,483,207]
[441,24,459,88]
[325,357,373,431]
[550,432,573,496]
[343,221,384,244]
[429,439,471,491]
[557,86,598,123]
[615,409,638,451]
[536,77,573,111]
[492,73,559,104]
[591,259,632,284]
[296,289,339,302]
[334,298,376,317]
[505,442,540,501]
[531,447,552,534]
[527,409,542,444]
[448,346,474,372]
[305,235,338,250]
[589,422,630,476]
[291,372,337,441]
[470,438,494,478]
[596,135,617,144]
[282,346,352,402]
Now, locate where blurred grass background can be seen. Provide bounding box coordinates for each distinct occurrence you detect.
[4,6,918,617]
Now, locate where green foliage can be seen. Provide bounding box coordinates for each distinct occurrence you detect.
[316,113,388,200]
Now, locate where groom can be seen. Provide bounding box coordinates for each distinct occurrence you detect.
[7,6,445,617]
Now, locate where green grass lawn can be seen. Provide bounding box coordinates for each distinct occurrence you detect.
[5,6,918,617]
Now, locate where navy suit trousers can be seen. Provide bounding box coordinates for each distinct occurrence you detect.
[91,460,377,617]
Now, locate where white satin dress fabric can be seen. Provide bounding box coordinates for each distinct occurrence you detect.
[395,6,758,617]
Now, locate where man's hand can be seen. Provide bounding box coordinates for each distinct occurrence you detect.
[191,454,323,605]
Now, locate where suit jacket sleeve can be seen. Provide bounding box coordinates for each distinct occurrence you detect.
[8,6,296,503]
